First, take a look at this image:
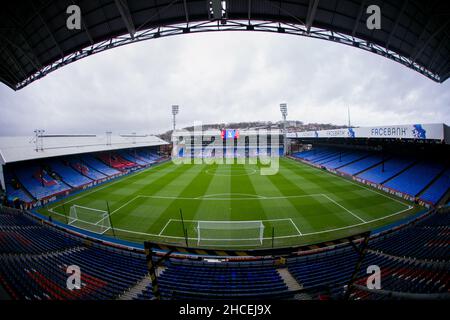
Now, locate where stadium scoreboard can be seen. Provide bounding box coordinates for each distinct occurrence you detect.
[221,129,240,140]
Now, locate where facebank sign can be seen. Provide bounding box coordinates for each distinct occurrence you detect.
[357,123,443,140]
[289,123,445,141]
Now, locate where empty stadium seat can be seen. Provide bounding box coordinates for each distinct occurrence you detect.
[384,161,444,197]
[47,160,92,188]
[357,157,416,184]
[420,170,450,204]
[80,155,121,177]
[14,165,70,200]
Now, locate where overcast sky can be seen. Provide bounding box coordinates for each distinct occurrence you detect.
[0,31,449,136]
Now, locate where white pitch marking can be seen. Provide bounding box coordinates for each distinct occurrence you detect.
[321,194,367,223]
[158,219,173,236]
[284,157,412,208]
[196,193,267,200]
[47,163,168,212]
[289,218,303,236]
[109,195,141,216]
[111,205,414,242]
[169,218,294,223]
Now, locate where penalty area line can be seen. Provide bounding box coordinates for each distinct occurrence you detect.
[158,219,173,236]
[321,194,366,223]
[289,218,302,236]
[111,204,414,242]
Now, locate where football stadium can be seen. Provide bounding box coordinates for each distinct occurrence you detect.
[0,0,449,306]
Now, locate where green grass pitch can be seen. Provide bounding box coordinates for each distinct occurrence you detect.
[39,157,421,249]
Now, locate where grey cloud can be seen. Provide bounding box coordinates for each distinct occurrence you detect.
[0,31,448,137]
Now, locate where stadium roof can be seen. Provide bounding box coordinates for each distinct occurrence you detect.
[1,0,449,90]
[0,134,168,164]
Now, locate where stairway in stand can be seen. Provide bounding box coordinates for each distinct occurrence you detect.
[117,266,166,300]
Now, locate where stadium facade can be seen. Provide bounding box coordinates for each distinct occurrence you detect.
[172,128,285,159]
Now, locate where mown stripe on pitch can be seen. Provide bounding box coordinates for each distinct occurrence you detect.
[274,161,360,229]
[108,162,182,213]
[230,164,267,225]
[112,163,195,231]
[252,163,315,234]
[158,163,218,240]
[143,164,209,235]
[192,163,232,223]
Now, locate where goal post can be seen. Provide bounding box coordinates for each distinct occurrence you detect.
[68,205,111,235]
[196,220,265,247]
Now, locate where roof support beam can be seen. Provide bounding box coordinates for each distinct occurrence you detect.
[0,34,42,72]
[114,0,136,38]
[248,0,252,22]
[0,62,21,86]
[435,57,449,78]
[306,0,320,34]
[351,0,367,37]
[409,2,440,61]
[427,33,447,70]
[33,3,64,59]
[385,0,408,50]
[3,46,27,80]
[440,69,450,82]
[183,0,189,26]
[2,7,44,70]
[82,20,95,45]
[18,33,43,69]
[71,0,94,45]
[412,20,449,63]
[0,49,22,85]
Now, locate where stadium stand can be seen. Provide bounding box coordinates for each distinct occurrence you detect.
[420,170,450,205]
[136,150,155,163]
[0,207,147,300]
[384,161,445,197]
[80,155,121,177]
[118,151,148,166]
[370,227,449,261]
[0,225,81,255]
[294,148,369,170]
[350,255,449,299]
[5,182,33,204]
[292,146,449,206]
[357,157,416,184]
[97,153,136,171]
[47,159,92,188]
[338,154,385,176]
[3,146,165,207]
[0,205,448,300]
[319,151,369,170]
[286,210,449,299]
[136,260,291,300]
[70,159,107,181]
[315,152,349,166]
[14,165,70,200]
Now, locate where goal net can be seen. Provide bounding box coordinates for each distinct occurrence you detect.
[196,220,265,247]
[68,205,111,234]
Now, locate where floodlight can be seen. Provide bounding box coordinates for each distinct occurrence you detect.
[280,103,288,118]
[280,103,288,156]
[172,105,180,132]
[172,105,179,115]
